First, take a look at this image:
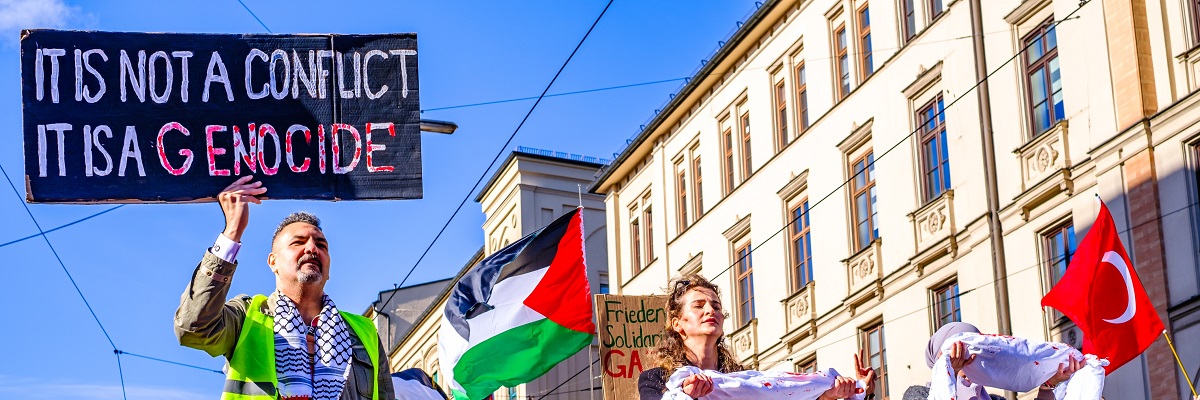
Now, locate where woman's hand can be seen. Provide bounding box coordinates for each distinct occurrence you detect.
[818,376,857,400]
[681,373,714,398]
[854,352,876,397]
[946,341,976,375]
[1043,356,1084,388]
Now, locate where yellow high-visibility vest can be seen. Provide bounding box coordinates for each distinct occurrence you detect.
[221,294,380,400]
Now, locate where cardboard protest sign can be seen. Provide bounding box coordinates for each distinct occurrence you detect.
[21,30,421,203]
[595,294,667,400]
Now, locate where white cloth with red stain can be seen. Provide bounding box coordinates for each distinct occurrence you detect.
[928,333,1108,400]
[662,366,866,400]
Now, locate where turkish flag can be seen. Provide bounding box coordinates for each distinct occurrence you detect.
[1041,200,1164,374]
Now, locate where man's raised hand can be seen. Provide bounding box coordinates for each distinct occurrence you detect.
[218,175,266,242]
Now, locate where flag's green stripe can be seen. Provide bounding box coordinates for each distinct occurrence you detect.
[452,318,593,400]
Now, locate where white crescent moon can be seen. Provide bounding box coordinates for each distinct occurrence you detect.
[1101,251,1137,324]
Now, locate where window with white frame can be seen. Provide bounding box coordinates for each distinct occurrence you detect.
[1024,16,1064,136]
[901,0,917,42]
[794,59,810,132]
[739,107,753,178]
[675,159,689,232]
[721,117,736,195]
[691,145,705,218]
[918,94,950,202]
[849,147,878,251]
[774,77,790,151]
[734,239,755,327]
[856,2,873,79]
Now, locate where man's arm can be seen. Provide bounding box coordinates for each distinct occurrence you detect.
[174,247,248,359]
[174,176,266,359]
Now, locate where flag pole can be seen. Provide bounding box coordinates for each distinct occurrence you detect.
[1163,329,1198,398]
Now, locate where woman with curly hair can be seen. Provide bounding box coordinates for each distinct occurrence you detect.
[637,274,864,400]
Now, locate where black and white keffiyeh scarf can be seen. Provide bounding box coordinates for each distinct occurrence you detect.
[273,293,353,400]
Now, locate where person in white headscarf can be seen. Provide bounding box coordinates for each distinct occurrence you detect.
[901,322,1081,400]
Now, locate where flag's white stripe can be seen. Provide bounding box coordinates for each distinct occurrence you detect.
[438,312,469,394]
[464,267,550,348]
[439,266,550,394]
[392,376,447,400]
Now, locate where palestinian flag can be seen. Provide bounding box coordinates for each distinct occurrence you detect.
[438,208,595,400]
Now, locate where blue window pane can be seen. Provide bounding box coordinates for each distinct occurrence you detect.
[940,133,951,189]
[1028,34,1044,65]
[867,154,876,181]
[1049,58,1062,94]
[1046,25,1057,50]
[1030,69,1048,103]
[854,161,866,188]
[1034,102,1050,132]
[869,186,878,240]
[859,200,868,245]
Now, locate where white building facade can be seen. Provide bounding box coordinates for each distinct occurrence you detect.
[591,0,1200,399]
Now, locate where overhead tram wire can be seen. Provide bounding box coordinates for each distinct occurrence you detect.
[374,0,616,312]
[118,350,223,374]
[706,0,1092,284]
[235,0,273,33]
[0,162,128,399]
[420,77,690,113]
[0,205,125,249]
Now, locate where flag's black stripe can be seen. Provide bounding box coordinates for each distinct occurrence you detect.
[444,208,579,340]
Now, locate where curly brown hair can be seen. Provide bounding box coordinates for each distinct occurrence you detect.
[652,274,744,375]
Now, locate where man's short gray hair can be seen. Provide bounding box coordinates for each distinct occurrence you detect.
[272,211,322,244]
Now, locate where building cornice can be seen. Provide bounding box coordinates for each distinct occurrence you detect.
[589,0,788,195]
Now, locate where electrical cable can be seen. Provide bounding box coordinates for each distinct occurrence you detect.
[422,78,689,113]
[0,205,125,249]
[235,0,273,33]
[374,0,616,312]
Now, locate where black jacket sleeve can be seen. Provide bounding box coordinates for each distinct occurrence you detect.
[638,368,668,400]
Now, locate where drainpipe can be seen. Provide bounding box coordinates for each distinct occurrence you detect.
[968,0,1013,337]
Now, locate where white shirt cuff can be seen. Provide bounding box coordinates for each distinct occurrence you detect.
[209,233,241,263]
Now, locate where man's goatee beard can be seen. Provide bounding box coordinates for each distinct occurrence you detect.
[297,270,322,283]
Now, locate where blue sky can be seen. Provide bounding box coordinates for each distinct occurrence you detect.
[0,0,754,398]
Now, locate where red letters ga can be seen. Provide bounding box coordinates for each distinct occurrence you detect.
[603,349,645,379]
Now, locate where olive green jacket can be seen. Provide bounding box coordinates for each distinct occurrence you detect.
[175,252,395,400]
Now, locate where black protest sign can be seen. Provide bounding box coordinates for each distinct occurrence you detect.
[21,30,421,203]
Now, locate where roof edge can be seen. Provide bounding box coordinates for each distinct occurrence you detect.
[589,0,781,194]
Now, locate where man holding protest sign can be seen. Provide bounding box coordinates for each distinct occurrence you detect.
[175,175,394,400]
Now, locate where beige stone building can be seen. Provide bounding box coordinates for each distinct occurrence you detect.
[590,0,1200,399]
[382,147,611,399]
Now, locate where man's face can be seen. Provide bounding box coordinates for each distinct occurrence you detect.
[269,222,330,286]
